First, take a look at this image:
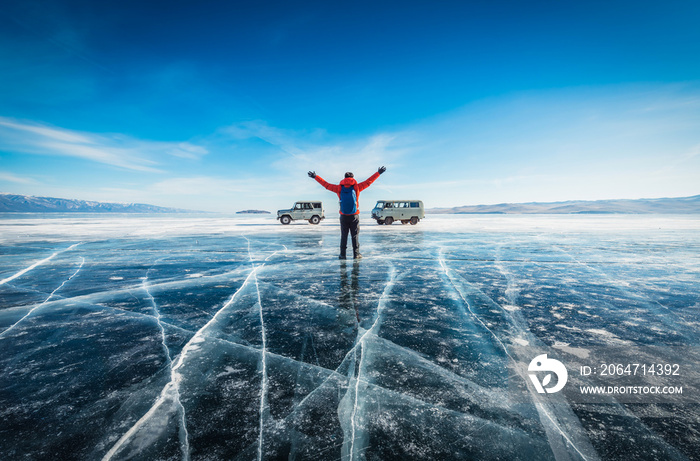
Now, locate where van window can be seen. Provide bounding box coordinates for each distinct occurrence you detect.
[313,203,321,208]
[410,202,419,208]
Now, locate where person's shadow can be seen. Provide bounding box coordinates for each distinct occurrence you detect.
[339,261,360,323]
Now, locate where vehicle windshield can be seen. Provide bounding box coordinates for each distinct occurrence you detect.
[374,202,384,209]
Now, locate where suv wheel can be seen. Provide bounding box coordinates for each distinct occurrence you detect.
[309,215,320,225]
[410,217,419,225]
[280,215,291,225]
[384,217,394,225]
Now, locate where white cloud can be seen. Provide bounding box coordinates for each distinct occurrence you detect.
[272,134,403,181]
[223,120,308,157]
[0,171,37,184]
[168,143,209,159]
[364,83,700,205]
[0,117,208,172]
[151,177,255,195]
[222,120,410,181]
[0,118,92,143]
[5,83,697,212]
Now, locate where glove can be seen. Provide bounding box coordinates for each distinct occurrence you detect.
[378,166,386,175]
[308,171,316,178]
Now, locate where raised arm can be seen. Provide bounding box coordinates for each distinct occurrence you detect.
[308,171,341,194]
[356,166,386,192]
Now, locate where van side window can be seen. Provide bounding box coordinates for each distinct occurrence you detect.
[313,203,321,208]
[410,202,419,208]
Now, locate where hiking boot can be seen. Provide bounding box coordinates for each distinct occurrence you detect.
[353,253,362,259]
[339,255,347,260]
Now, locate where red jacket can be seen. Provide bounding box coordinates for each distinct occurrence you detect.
[314,172,381,215]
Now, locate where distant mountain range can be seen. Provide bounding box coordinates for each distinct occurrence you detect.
[428,195,700,214]
[0,193,195,213]
[4,192,698,215]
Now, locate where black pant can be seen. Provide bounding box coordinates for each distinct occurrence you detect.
[339,214,360,257]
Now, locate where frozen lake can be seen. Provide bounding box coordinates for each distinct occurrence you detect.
[1,214,699,460]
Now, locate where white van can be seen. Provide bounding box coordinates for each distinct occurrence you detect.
[371,200,425,225]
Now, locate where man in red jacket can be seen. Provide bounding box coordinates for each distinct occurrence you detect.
[308,166,386,259]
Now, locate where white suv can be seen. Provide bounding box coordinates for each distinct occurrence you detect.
[277,201,325,225]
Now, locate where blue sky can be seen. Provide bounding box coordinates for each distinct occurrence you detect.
[1,0,699,212]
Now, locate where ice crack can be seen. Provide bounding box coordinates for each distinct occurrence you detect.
[439,248,598,461]
[342,265,398,461]
[0,255,84,338]
[438,249,514,362]
[103,266,258,461]
[243,235,271,461]
[0,242,81,286]
[254,265,267,461]
[264,244,288,261]
[143,274,190,461]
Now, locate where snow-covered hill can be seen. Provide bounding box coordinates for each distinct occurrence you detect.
[428,195,700,214]
[0,193,195,213]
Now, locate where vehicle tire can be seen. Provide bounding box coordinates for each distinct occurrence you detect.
[401,220,409,224]
[410,217,419,225]
[376,219,384,225]
[309,215,320,225]
[384,217,394,225]
[280,215,291,225]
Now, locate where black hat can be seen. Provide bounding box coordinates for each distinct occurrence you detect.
[344,172,354,178]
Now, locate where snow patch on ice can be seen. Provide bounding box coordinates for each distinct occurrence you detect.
[552,341,591,359]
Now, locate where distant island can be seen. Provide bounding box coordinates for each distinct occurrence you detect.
[0,193,197,213]
[236,210,271,214]
[428,195,700,214]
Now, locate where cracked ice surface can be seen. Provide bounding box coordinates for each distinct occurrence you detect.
[1,214,699,460]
